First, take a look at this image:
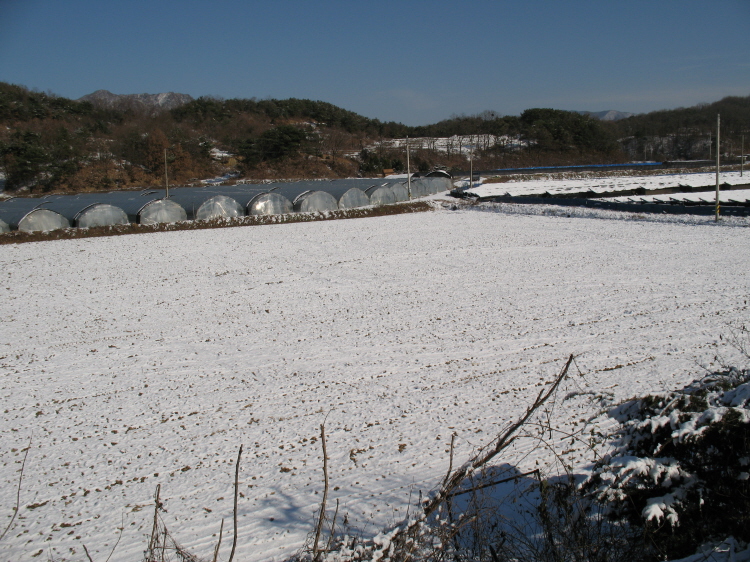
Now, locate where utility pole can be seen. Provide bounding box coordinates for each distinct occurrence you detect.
[715,114,720,222]
[406,136,412,200]
[164,148,170,199]
[742,134,744,177]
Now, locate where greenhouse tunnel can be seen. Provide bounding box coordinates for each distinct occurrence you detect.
[37,195,129,228]
[362,183,397,206]
[422,175,452,193]
[207,186,294,216]
[388,181,410,202]
[0,198,70,232]
[345,178,408,202]
[421,177,444,196]
[311,180,370,209]
[147,188,243,221]
[94,191,187,225]
[406,178,429,198]
[0,172,453,235]
[426,169,452,179]
[269,184,339,213]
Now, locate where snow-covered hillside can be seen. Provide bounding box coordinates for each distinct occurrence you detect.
[1,203,748,561]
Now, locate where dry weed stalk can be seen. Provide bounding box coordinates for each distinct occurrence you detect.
[312,423,330,561]
[0,435,31,544]
[143,483,202,562]
[141,444,244,562]
[212,520,224,562]
[429,356,572,517]
[382,355,575,557]
[228,445,243,562]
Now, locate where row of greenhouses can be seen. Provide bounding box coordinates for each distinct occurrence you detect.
[0,175,451,233]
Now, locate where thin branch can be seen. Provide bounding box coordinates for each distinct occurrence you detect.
[325,498,340,554]
[228,444,243,562]
[0,435,31,543]
[104,513,125,562]
[83,544,95,562]
[405,483,414,522]
[426,354,573,518]
[386,355,575,552]
[212,519,224,562]
[443,433,459,548]
[161,524,168,562]
[443,433,456,487]
[313,423,330,561]
[146,484,162,559]
[446,469,540,498]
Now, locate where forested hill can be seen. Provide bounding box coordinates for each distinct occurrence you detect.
[0,83,413,193]
[170,96,410,138]
[612,95,750,138]
[1,81,747,195]
[609,95,750,160]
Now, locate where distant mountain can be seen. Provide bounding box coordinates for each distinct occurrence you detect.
[78,90,194,111]
[576,110,635,121]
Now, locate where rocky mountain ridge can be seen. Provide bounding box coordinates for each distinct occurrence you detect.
[577,109,635,121]
[78,89,194,111]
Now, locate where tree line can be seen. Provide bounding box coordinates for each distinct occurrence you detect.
[610,95,750,161]
[1,81,747,194]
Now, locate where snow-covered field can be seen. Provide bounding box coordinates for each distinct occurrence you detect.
[467,170,750,199]
[1,197,749,561]
[601,188,750,205]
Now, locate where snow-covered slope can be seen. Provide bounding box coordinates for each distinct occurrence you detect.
[1,207,748,561]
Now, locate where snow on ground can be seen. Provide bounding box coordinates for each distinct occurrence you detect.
[466,170,750,198]
[1,203,749,561]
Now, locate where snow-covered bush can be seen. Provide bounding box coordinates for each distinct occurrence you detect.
[583,368,750,560]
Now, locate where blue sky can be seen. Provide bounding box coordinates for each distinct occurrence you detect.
[1,0,749,126]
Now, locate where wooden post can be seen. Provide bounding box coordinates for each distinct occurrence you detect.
[715,114,720,222]
[406,136,412,200]
[469,136,473,189]
[164,148,169,199]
